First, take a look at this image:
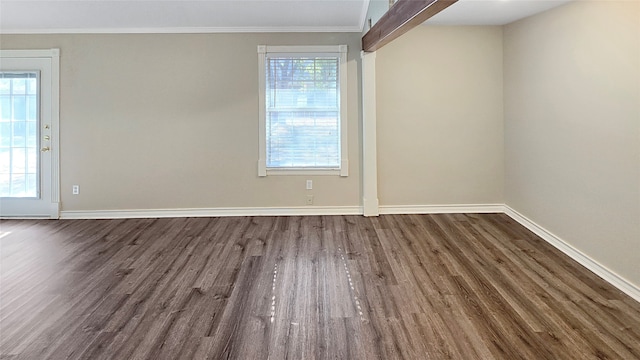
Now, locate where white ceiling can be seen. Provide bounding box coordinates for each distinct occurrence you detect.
[427,0,573,26]
[0,0,572,34]
[0,0,370,33]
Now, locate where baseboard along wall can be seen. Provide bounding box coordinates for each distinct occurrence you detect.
[59,206,364,219]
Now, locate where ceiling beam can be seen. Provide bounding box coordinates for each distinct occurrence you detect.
[362,0,458,52]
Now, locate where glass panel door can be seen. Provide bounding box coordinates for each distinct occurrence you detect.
[0,51,59,219]
[0,72,40,198]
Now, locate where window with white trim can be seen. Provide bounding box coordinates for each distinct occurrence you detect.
[258,45,348,176]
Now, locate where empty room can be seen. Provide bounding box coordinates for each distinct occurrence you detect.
[1,0,639,358]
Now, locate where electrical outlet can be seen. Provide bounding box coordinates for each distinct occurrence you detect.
[306,180,313,190]
[72,185,80,195]
[306,195,314,205]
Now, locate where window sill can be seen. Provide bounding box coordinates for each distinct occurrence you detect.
[264,168,343,176]
[258,160,348,177]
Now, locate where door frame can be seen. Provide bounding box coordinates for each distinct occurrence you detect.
[0,49,60,219]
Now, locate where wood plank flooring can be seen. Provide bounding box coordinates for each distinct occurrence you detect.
[1,214,639,359]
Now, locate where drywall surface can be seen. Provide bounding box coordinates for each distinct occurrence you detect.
[504,1,640,286]
[376,25,504,206]
[0,33,362,211]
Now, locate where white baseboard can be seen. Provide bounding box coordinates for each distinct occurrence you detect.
[379,204,504,215]
[504,205,640,303]
[60,206,363,219]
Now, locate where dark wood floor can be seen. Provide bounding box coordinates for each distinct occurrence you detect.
[1,214,639,359]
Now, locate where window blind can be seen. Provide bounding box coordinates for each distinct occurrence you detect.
[265,55,340,169]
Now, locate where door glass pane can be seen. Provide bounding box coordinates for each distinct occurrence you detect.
[0,72,39,198]
[10,173,25,195]
[26,121,37,147]
[0,79,10,94]
[12,96,26,121]
[26,78,37,95]
[0,122,10,147]
[0,174,9,195]
[12,121,26,147]
[12,148,26,173]
[27,95,37,121]
[12,79,26,94]
[27,147,37,173]
[0,97,10,120]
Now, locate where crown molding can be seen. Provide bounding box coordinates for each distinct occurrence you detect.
[0,26,363,35]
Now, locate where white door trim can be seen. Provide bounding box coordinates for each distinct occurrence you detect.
[0,49,60,218]
[361,50,379,216]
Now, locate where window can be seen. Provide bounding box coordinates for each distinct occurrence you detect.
[258,45,348,176]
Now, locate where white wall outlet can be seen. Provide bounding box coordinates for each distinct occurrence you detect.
[306,195,314,205]
[306,180,313,190]
[72,185,80,195]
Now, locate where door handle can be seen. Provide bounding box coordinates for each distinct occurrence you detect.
[41,147,50,152]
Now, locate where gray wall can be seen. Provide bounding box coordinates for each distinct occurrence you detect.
[504,1,640,286]
[0,33,363,211]
[376,25,504,206]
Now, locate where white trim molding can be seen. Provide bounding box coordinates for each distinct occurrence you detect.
[50,49,61,218]
[60,206,363,219]
[0,26,363,35]
[361,50,378,216]
[359,0,372,33]
[504,206,640,303]
[379,204,504,215]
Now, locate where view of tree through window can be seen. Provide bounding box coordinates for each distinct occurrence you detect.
[265,56,340,168]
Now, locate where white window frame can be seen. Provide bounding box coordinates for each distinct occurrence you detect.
[257,45,349,177]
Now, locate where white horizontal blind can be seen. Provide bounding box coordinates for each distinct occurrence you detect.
[265,54,340,169]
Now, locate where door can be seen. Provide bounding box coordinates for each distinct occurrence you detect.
[0,50,60,218]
